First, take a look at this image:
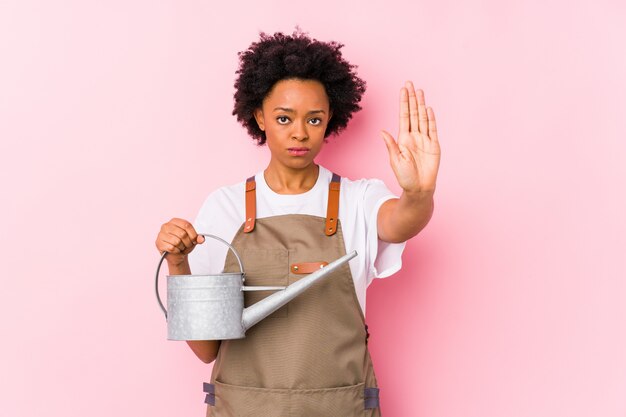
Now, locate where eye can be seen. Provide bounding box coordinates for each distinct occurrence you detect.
[276,116,290,125]
[308,118,322,126]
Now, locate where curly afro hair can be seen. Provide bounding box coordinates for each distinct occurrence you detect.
[232,28,367,145]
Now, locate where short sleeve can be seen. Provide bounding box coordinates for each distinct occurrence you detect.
[363,179,406,286]
[187,183,246,276]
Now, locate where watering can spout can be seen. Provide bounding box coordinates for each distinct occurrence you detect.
[241,250,357,332]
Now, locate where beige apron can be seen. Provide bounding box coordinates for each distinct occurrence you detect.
[203,173,382,416]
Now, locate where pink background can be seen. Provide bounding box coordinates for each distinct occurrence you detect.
[1,0,625,416]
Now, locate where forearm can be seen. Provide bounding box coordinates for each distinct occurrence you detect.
[167,259,221,364]
[378,189,435,243]
[186,339,220,364]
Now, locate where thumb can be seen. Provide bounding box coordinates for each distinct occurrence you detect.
[381,130,400,161]
[197,235,205,244]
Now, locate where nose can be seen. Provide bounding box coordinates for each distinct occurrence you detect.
[291,119,308,141]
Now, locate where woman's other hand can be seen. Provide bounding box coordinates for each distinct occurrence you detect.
[381,81,441,196]
[155,218,205,267]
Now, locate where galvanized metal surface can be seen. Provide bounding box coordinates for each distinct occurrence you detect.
[167,272,247,340]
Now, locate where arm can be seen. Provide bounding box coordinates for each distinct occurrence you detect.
[157,219,221,363]
[168,260,221,364]
[379,81,441,243]
[377,190,434,243]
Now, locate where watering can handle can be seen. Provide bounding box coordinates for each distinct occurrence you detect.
[155,233,245,319]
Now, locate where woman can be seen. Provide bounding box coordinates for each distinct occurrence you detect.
[155,29,440,416]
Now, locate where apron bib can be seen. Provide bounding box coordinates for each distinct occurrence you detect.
[203,173,382,417]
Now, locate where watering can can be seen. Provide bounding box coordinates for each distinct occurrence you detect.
[155,233,357,340]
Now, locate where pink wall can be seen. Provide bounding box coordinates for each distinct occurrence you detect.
[1,0,625,416]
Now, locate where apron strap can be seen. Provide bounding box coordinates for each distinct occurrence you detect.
[244,176,256,233]
[325,173,341,236]
[243,171,342,236]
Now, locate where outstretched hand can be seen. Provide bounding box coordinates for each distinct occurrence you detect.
[381,81,441,195]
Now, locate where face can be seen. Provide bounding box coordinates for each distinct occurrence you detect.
[254,78,332,171]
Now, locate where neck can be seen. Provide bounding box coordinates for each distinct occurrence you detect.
[264,161,320,195]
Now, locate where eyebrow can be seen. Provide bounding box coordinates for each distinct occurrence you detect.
[272,107,326,114]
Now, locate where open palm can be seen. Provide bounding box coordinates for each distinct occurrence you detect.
[381,81,441,194]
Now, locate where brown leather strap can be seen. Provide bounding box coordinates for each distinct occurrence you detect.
[325,173,341,236]
[244,176,256,233]
[246,172,339,235]
[290,261,329,274]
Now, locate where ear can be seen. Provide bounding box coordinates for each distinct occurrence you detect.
[253,108,265,131]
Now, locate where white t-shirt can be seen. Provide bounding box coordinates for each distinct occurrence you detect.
[188,165,406,315]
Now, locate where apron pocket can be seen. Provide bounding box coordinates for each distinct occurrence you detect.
[211,379,366,417]
[291,382,366,417]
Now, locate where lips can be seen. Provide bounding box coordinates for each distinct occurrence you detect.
[288,147,310,156]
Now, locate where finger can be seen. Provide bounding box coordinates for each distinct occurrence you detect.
[155,238,172,255]
[167,218,198,248]
[381,130,400,162]
[158,225,184,253]
[165,232,187,252]
[417,88,428,135]
[399,87,410,134]
[406,81,419,133]
[158,234,184,254]
[183,222,204,245]
[160,221,192,252]
[170,225,195,251]
[427,107,439,143]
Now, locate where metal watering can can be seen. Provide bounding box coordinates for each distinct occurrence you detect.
[155,233,357,340]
